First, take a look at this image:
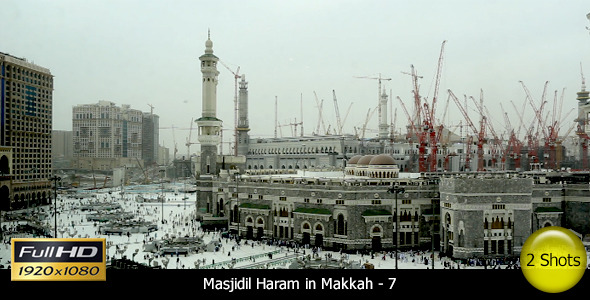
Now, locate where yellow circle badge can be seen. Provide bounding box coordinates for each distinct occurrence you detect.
[521,226,587,293]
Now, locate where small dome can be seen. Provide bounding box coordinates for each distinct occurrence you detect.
[348,155,363,165]
[369,154,396,165]
[356,155,374,166]
[205,38,214,54]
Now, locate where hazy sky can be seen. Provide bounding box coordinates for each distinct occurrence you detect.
[3,0,590,155]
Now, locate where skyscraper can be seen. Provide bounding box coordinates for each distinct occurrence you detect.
[142,112,159,166]
[0,52,53,210]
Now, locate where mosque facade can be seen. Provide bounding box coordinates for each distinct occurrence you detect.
[193,34,590,259]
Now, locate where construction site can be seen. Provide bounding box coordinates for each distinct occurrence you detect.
[239,40,590,176]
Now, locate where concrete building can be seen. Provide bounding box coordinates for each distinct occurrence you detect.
[142,112,159,166]
[157,145,170,166]
[72,101,143,171]
[0,52,54,210]
[52,130,73,169]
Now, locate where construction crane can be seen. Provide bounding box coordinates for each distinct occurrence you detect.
[508,99,532,171]
[397,96,417,172]
[358,106,378,139]
[332,90,346,135]
[185,117,197,159]
[401,65,423,127]
[423,40,446,172]
[471,90,505,170]
[342,102,353,135]
[313,91,327,135]
[399,40,446,172]
[448,89,485,171]
[160,125,179,160]
[355,73,392,134]
[520,81,550,170]
[220,60,241,156]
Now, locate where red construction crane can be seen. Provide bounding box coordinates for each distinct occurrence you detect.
[509,99,529,170]
[401,40,446,173]
[520,81,552,170]
[471,90,504,170]
[448,89,485,171]
[397,96,417,172]
[401,65,427,172]
[424,40,446,172]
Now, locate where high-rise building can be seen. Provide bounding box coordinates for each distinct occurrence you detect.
[0,52,54,211]
[72,101,143,171]
[142,112,159,166]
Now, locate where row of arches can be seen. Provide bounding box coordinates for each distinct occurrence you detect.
[0,185,51,211]
[484,216,513,230]
[248,164,316,170]
[248,146,337,155]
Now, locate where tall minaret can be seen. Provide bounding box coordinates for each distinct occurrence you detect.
[378,88,389,141]
[196,31,222,175]
[237,75,250,156]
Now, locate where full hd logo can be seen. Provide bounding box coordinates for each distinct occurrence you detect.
[12,238,106,281]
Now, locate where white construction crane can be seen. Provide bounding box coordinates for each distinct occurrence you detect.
[185,117,197,159]
[355,73,392,131]
[332,90,343,135]
[160,125,179,160]
[313,91,327,135]
[220,60,241,156]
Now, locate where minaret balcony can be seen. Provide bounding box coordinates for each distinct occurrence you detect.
[196,116,222,128]
[198,135,221,145]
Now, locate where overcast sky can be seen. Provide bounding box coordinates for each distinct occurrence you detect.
[3,0,590,156]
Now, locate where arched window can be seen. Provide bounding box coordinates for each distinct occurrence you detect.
[492,216,503,229]
[315,224,323,231]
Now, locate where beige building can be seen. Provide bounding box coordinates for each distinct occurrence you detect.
[0,52,54,211]
[72,101,143,171]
